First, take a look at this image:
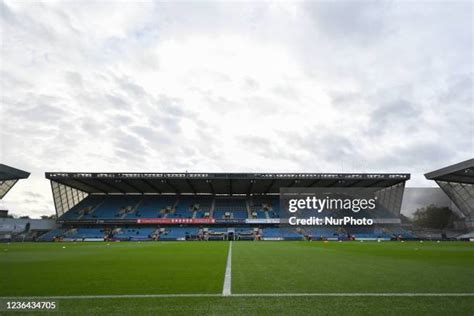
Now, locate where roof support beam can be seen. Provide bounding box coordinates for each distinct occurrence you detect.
[425,158,474,181]
[343,179,363,187]
[264,180,276,194]
[186,179,197,194]
[437,175,474,184]
[208,180,215,195]
[163,179,180,194]
[142,179,161,194]
[326,180,339,187]
[74,179,107,194]
[246,180,255,195]
[99,180,126,194]
[369,180,385,188]
[288,179,298,187]
[121,179,143,194]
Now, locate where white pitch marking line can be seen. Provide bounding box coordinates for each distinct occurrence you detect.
[222,241,233,296]
[1,293,473,300]
[231,293,474,297]
[0,294,222,300]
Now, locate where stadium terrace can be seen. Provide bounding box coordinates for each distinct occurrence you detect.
[39,172,411,242]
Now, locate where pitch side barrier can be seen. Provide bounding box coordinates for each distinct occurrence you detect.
[59,218,281,225]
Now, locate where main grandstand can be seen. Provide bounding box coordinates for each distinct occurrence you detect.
[40,172,411,242]
[426,159,474,239]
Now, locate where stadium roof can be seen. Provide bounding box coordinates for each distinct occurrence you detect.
[0,164,30,199]
[45,172,410,195]
[425,159,474,184]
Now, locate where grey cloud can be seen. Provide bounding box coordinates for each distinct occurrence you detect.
[239,135,276,156]
[81,117,104,136]
[115,76,146,98]
[156,95,188,118]
[290,132,359,164]
[439,73,472,105]
[24,191,43,198]
[241,95,282,115]
[114,130,148,154]
[368,99,421,134]
[23,198,41,204]
[1,1,58,45]
[372,142,453,172]
[272,84,300,101]
[199,92,239,115]
[276,127,456,174]
[105,94,130,109]
[110,114,133,126]
[6,95,69,125]
[243,77,259,90]
[160,116,182,134]
[145,94,196,134]
[113,130,149,164]
[305,0,392,44]
[64,71,83,88]
[239,135,304,164]
[130,125,172,146]
[0,71,33,90]
[329,91,364,109]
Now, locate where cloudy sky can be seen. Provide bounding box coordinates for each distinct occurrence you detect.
[1,0,472,217]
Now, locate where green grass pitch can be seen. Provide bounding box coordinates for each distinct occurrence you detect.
[1,241,473,315]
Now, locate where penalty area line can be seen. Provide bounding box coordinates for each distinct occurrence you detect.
[222,241,232,296]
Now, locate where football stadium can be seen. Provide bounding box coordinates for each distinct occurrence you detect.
[1,161,474,315]
[2,0,472,314]
[2,1,472,314]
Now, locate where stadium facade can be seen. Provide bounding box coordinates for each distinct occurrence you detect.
[41,172,411,241]
[425,159,474,231]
